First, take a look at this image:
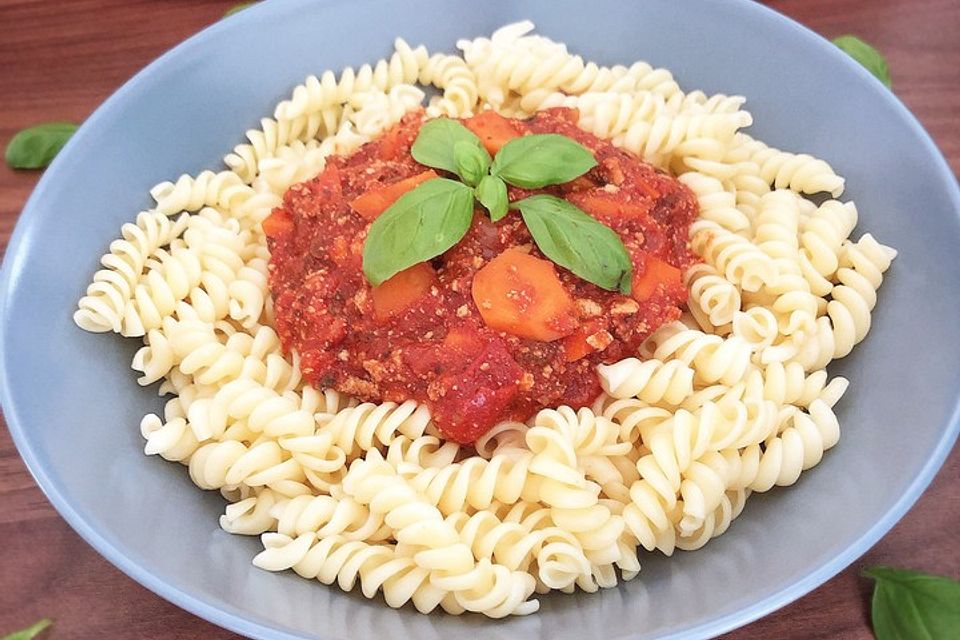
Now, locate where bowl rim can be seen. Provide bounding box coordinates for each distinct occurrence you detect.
[2,1,959,638]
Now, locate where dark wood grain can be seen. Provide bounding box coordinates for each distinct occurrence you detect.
[0,1,957,638]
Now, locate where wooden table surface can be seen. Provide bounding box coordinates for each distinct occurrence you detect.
[0,1,957,638]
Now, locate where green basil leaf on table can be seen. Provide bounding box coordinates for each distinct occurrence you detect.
[476,175,509,222]
[223,2,257,17]
[5,122,78,170]
[832,35,892,88]
[864,566,960,640]
[491,134,597,189]
[1,619,53,640]
[411,118,488,177]
[363,178,475,285]
[453,140,491,187]
[511,194,633,294]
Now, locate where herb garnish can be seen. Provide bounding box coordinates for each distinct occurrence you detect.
[363,178,475,286]
[5,123,78,170]
[832,35,891,88]
[1,618,52,640]
[223,2,256,17]
[864,566,960,639]
[364,117,633,293]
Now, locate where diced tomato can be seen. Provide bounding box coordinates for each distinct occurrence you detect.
[378,126,406,161]
[261,209,294,238]
[432,339,524,443]
[632,253,683,302]
[562,318,609,362]
[349,170,438,221]
[371,262,436,321]
[313,164,342,206]
[472,249,578,341]
[464,111,522,155]
[442,325,485,360]
[401,324,483,378]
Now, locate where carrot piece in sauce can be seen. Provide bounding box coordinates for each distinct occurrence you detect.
[261,209,294,238]
[349,170,438,221]
[567,191,651,220]
[464,111,522,155]
[561,318,609,362]
[472,249,578,342]
[371,262,437,321]
[632,253,683,302]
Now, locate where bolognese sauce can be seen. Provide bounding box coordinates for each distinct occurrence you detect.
[264,107,698,444]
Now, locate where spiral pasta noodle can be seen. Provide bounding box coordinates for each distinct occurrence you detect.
[320,400,433,459]
[224,109,348,184]
[728,133,846,197]
[419,53,480,117]
[272,38,429,122]
[74,211,189,333]
[598,358,695,406]
[685,262,741,330]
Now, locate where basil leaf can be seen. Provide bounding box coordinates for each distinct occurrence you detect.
[5,122,78,169]
[865,566,960,640]
[363,178,474,285]
[2,619,52,640]
[454,140,490,187]
[512,195,632,293]
[476,175,509,222]
[411,118,488,178]
[491,134,596,189]
[833,35,892,88]
[224,2,256,17]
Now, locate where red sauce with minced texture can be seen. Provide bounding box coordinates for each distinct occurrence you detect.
[268,108,698,444]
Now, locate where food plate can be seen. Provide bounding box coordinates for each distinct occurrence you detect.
[2,0,959,638]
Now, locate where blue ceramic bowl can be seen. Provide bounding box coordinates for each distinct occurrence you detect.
[2,1,958,638]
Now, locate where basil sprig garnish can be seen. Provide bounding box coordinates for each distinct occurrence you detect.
[832,35,891,88]
[411,118,489,183]
[490,134,597,188]
[224,2,257,17]
[453,141,490,187]
[864,566,960,639]
[513,195,633,294]
[1,618,53,640]
[5,122,78,170]
[476,174,508,222]
[363,117,633,294]
[362,178,474,285]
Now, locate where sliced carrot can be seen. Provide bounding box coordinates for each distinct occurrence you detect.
[464,111,522,155]
[562,318,609,362]
[632,253,683,302]
[471,249,578,342]
[371,262,436,321]
[261,209,294,238]
[349,170,438,221]
[567,191,650,220]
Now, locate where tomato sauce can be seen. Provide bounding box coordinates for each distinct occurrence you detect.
[267,108,698,444]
